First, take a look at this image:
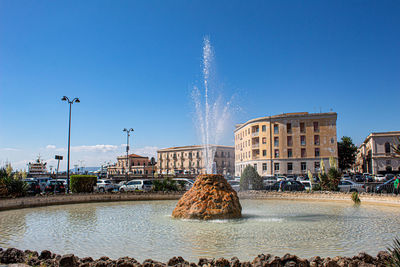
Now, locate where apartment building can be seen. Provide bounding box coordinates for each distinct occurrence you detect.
[355,131,400,175]
[234,112,338,177]
[157,145,234,175]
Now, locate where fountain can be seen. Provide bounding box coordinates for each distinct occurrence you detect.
[172,37,241,220]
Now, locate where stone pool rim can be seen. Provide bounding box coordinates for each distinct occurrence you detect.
[0,191,400,211]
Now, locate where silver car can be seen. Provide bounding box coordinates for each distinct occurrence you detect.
[338,180,365,193]
[96,179,115,192]
[119,179,153,192]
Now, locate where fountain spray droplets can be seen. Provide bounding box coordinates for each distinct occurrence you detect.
[193,37,233,174]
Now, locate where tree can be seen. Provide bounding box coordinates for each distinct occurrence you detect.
[240,165,263,190]
[338,136,358,171]
[392,136,400,156]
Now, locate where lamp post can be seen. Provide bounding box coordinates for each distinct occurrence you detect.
[123,128,134,184]
[62,96,80,194]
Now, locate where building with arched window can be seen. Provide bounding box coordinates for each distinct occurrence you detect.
[355,131,400,175]
[107,154,156,176]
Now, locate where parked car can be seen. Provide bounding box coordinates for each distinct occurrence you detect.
[119,179,153,192]
[363,175,374,183]
[286,175,296,180]
[228,180,240,192]
[262,176,277,186]
[338,180,365,193]
[296,176,309,182]
[385,174,395,181]
[276,176,286,182]
[96,179,115,192]
[341,174,352,180]
[374,174,384,182]
[173,178,195,190]
[375,178,396,193]
[35,177,51,192]
[300,181,312,191]
[265,180,305,192]
[354,175,364,183]
[114,181,127,191]
[44,180,66,193]
[24,180,41,195]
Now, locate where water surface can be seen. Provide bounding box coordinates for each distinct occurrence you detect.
[0,199,398,262]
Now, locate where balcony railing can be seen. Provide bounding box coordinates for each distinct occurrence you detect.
[252,144,259,149]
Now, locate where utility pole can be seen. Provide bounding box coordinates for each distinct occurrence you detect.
[123,128,134,184]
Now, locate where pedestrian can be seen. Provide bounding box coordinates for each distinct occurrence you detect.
[394,176,400,195]
[279,180,283,192]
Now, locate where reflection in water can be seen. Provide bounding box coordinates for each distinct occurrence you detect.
[0,200,399,262]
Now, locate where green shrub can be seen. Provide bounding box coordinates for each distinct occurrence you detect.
[240,165,264,191]
[0,167,27,197]
[351,191,361,204]
[387,237,400,266]
[70,175,97,193]
[153,178,179,191]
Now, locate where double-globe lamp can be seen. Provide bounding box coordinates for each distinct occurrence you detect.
[62,96,80,194]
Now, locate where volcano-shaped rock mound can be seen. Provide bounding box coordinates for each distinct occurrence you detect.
[172,174,242,220]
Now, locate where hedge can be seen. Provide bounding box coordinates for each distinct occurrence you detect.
[70,175,97,193]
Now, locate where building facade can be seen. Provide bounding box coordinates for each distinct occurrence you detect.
[157,145,235,175]
[107,154,156,176]
[234,112,338,177]
[355,132,400,175]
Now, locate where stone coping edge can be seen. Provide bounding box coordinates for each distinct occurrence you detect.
[1,191,400,212]
[0,192,184,211]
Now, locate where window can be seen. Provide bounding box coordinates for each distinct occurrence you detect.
[331,138,335,144]
[300,122,305,133]
[262,163,267,171]
[262,150,267,156]
[274,149,279,158]
[253,164,257,171]
[287,136,293,146]
[314,162,320,171]
[287,123,292,134]
[314,135,320,145]
[274,124,279,134]
[301,162,307,171]
[274,137,279,147]
[274,163,280,171]
[262,137,267,144]
[288,149,293,158]
[315,148,320,157]
[262,125,266,132]
[287,162,293,171]
[386,160,391,165]
[385,142,391,154]
[301,148,306,158]
[300,136,306,146]
[313,121,319,132]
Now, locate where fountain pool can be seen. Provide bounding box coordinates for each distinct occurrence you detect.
[0,199,398,262]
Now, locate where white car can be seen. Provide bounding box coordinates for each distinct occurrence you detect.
[119,179,153,192]
[263,176,277,186]
[300,181,312,191]
[375,174,385,182]
[173,178,195,190]
[96,179,115,192]
[338,180,365,193]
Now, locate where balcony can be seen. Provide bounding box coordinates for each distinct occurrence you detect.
[252,132,259,137]
[252,144,259,149]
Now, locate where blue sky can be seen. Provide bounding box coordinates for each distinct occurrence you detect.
[0,1,399,170]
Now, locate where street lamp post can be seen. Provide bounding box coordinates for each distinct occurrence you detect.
[62,96,80,194]
[123,128,134,184]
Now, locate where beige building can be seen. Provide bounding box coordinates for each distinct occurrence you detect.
[355,131,400,175]
[157,145,234,175]
[234,112,338,177]
[107,153,156,176]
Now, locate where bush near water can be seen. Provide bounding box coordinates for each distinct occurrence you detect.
[70,175,97,193]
